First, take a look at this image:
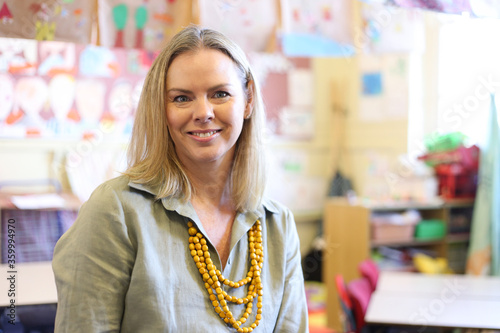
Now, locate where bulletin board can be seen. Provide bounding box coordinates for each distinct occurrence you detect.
[0,37,155,140]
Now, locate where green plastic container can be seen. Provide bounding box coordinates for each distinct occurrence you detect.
[424,132,466,152]
[415,219,446,240]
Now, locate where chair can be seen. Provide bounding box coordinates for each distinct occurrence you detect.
[358,259,379,292]
[334,274,356,332]
[346,277,372,333]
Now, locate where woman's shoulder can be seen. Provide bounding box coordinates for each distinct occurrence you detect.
[261,196,293,217]
[86,175,157,206]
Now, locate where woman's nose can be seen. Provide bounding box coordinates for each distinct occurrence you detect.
[193,98,214,122]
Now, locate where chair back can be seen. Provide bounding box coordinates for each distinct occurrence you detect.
[346,277,372,333]
[334,274,356,332]
[358,259,379,292]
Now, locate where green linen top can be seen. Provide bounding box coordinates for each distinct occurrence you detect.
[52,175,309,332]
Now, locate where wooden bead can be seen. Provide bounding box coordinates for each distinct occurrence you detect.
[187,220,264,331]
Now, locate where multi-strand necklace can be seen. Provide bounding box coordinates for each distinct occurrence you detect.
[187,220,264,332]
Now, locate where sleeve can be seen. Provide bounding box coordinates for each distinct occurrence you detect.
[52,183,135,333]
[273,209,310,333]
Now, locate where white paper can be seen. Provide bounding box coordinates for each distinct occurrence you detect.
[199,0,278,52]
[11,193,65,209]
[288,69,314,107]
[359,54,409,122]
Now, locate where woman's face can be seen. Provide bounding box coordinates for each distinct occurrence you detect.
[166,48,250,168]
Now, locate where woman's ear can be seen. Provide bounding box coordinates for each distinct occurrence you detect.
[244,80,255,119]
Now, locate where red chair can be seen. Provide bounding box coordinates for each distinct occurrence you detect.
[334,274,356,332]
[346,277,373,333]
[358,259,379,292]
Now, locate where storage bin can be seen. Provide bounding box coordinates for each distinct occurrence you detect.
[371,223,415,242]
[414,219,446,240]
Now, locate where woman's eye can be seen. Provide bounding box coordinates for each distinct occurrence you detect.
[173,95,189,103]
[214,91,229,99]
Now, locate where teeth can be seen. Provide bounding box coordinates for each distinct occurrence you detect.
[193,131,217,138]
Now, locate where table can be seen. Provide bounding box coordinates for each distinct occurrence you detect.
[365,271,500,330]
[0,261,57,306]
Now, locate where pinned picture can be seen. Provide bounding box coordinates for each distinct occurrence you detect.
[98,0,191,51]
[0,38,37,75]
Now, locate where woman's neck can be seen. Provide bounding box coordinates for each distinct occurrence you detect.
[184,160,234,209]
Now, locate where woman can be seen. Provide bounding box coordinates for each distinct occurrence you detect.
[53,25,309,333]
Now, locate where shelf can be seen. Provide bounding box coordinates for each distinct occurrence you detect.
[447,233,471,243]
[371,238,444,248]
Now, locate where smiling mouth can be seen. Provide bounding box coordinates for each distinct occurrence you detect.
[190,130,221,138]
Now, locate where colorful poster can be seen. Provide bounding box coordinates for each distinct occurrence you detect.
[199,0,278,53]
[0,0,95,43]
[98,0,191,51]
[281,0,355,56]
[0,38,148,140]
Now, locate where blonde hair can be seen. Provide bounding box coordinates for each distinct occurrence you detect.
[125,25,266,212]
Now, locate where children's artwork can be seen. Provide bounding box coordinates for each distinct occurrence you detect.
[0,0,95,43]
[98,0,191,51]
[38,41,75,76]
[281,0,355,57]
[79,45,120,77]
[0,38,152,140]
[0,38,37,75]
[49,74,75,122]
[199,0,278,53]
[75,79,106,124]
[360,2,425,54]
[15,77,49,128]
[359,54,409,121]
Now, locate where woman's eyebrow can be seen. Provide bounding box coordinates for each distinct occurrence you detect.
[167,83,235,94]
[166,88,192,94]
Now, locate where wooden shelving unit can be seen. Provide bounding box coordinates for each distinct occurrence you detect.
[322,197,474,332]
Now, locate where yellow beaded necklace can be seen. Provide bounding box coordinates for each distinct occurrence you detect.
[187,220,264,333]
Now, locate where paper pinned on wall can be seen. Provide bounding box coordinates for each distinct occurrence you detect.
[38,41,75,76]
[279,106,315,140]
[199,0,278,53]
[288,68,314,107]
[384,55,409,118]
[0,38,38,75]
[281,0,355,56]
[98,0,191,51]
[361,2,425,54]
[359,54,409,121]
